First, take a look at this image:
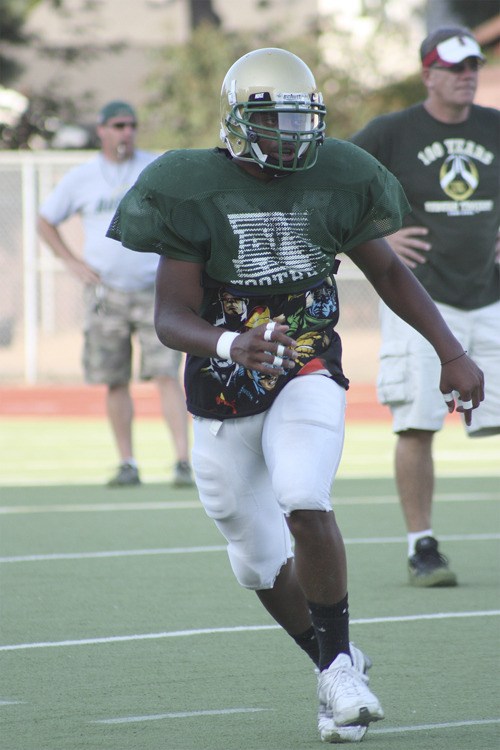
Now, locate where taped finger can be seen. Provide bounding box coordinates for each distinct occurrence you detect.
[272,355,283,367]
[459,399,473,410]
[264,329,273,341]
[276,344,285,357]
[442,392,454,403]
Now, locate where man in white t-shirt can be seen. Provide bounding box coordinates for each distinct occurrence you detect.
[38,101,193,488]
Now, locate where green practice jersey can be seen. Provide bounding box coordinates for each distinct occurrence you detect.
[108,140,409,419]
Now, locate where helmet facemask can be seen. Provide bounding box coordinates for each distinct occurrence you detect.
[224,90,325,171]
[220,49,327,173]
[224,90,325,172]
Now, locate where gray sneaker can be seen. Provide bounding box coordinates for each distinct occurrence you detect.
[317,643,371,743]
[107,462,141,488]
[173,460,195,487]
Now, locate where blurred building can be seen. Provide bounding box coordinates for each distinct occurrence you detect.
[6,1,499,121]
[6,0,319,116]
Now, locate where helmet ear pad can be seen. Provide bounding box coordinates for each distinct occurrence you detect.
[220,48,326,172]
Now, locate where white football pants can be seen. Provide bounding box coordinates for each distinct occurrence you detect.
[192,375,346,590]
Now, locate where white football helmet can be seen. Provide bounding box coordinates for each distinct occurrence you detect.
[220,48,326,172]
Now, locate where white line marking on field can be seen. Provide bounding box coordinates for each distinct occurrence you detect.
[92,707,271,724]
[0,546,227,563]
[90,715,500,732]
[370,718,500,735]
[0,501,203,514]
[1,533,498,564]
[0,699,24,705]
[1,610,499,652]
[0,492,498,514]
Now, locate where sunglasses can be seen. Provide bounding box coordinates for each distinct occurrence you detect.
[108,121,138,130]
[431,59,484,73]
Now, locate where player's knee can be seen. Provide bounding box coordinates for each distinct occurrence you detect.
[228,547,282,590]
[278,484,332,515]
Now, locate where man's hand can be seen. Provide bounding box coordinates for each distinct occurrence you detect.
[386,226,431,268]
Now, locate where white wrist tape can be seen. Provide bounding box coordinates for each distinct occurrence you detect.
[216,331,240,362]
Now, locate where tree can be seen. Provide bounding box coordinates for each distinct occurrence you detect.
[189,0,221,28]
[140,20,378,151]
[0,0,99,148]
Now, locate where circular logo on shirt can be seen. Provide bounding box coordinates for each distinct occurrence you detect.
[439,154,478,201]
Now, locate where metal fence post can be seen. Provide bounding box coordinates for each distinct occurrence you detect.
[22,157,39,384]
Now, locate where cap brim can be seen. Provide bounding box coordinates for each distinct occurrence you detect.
[435,35,485,65]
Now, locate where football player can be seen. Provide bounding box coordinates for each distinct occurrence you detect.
[108,48,484,743]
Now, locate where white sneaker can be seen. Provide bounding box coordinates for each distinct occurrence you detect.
[349,642,372,675]
[316,643,371,743]
[317,652,384,728]
[317,702,367,743]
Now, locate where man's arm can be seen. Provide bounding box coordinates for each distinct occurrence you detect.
[347,238,484,423]
[37,215,100,285]
[154,257,297,374]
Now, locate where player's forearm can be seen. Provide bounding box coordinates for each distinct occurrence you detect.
[349,239,464,364]
[154,300,223,357]
[373,258,464,362]
[154,257,223,357]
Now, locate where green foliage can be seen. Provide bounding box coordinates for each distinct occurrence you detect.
[140,24,330,150]
[340,74,427,139]
[141,24,249,151]
[0,0,61,84]
[139,22,424,151]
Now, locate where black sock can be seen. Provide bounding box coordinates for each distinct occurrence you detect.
[308,594,350,671]
[291,625,320,667]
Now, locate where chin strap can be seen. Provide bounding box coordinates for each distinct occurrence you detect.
[249,140,269,167]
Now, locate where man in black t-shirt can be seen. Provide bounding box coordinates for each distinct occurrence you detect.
[352,27,500,589]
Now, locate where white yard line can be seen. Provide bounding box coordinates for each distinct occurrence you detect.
[90,713,500,732]
[92,707,272,724]
[0,532,498,564]
[369,718,500,735]
[0,492,498,514]
[1,610,499,652]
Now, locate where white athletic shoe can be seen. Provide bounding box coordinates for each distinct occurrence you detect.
[317,702,367,743]
[317,651,384,729]
[316,643,371,743]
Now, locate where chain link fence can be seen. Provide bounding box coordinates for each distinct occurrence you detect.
[0,151,381,385]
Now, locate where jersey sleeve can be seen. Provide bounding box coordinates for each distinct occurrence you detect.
[341,156,411,253]
[107,164,207,263]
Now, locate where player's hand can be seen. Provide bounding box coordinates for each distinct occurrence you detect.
[440,353,485,426]
[230,321,298,374]
[386,227,431,268]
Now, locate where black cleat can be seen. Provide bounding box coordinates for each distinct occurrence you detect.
[408,536,457,587]
[107,462,141,488]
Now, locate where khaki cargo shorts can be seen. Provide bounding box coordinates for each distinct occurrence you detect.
[82,284,182,386]
[377,300,500,438]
